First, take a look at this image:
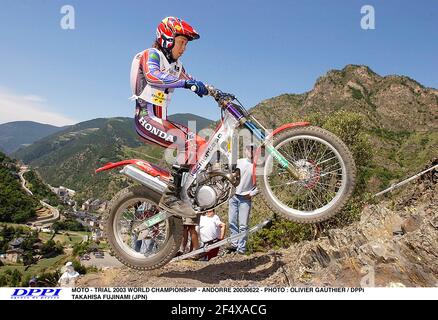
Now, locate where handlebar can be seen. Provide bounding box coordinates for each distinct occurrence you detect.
[190,84,234,104]
[205,85,236,106]
[205,85,251,120]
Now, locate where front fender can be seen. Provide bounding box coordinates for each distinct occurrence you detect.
[252,122,310,184]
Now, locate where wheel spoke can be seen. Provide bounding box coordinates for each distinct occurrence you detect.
[302,139,309,159]
[307,140,317,159]
[309,188,325,208]
[320,161,342,172]
[269,180,301,188]
[319,169,343,178]
[315,145,329,163]
[317,155,338,166]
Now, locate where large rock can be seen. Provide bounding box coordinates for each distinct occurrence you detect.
[277,168,438,287]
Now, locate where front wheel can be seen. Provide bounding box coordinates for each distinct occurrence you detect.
[257,126,356,223]
[104,185,183,270]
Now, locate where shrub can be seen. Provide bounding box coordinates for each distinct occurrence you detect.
[323,110,372,170]
[351,87,363,100]
[72,259,87,275]
[320,111,373,227]
[248,217,312,252]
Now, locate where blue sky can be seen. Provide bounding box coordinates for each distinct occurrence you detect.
[0,0,437,126]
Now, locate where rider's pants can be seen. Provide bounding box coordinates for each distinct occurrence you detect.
[134,101,206,165]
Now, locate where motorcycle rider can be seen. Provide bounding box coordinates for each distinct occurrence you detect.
[131,17,208,218]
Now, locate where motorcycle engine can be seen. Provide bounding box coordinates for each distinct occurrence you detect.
[196,184,219,209]
[189,158,238,211]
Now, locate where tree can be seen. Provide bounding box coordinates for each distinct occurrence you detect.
[41,240,64,257]
[22,252,35,266]
[1,269,24,287]
[0,163,38,223]
[73,241,92,256]
[35,270,61,287]
[52,219,87,232]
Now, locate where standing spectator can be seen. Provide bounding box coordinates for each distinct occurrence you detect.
[58,261,79,287]
[228,144,258,254]
[198,210,226,260]
[177,217,200,256]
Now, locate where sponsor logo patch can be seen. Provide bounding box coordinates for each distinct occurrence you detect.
[152,91,165,105]
[139,118,175,143]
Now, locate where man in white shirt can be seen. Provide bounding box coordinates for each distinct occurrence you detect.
[198,211,225,261]
[228,144,258,254]
[199,211,226,244]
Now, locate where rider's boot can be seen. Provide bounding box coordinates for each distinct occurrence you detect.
[159,187,197,218]
[158,164,197,218]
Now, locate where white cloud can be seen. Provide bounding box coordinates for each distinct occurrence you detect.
[23,95,47,103]
[0,87,77,127]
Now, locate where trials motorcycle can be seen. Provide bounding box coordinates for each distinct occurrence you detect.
[96,86,356,270]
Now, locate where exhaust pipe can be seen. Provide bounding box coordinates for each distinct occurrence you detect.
[120,165,168,194]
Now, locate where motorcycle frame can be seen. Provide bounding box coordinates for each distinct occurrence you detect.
[180,101,310,203]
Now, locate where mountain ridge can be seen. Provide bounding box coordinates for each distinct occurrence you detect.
[253,64,438,131]
[0,121,67,154]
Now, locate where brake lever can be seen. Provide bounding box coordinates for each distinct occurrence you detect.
[227,93,236,100]
[206,85,235,105]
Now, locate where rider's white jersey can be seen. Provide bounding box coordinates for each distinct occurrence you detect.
[131,48,188,119]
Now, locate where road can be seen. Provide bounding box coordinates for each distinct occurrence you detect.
[19,165,60,227]
[36,201,60,225]
[18,166,33,196]
[80,251,124,269]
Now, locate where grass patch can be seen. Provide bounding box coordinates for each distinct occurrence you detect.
[0,254,67,278]
[0,222,31,230]
[368,128,412,143]
[38,232,87,245]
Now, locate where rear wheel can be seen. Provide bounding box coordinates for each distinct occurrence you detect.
[104,185,183,270]
[257,126,356,223]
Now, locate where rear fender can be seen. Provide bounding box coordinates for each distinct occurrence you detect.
[95,159,171,182]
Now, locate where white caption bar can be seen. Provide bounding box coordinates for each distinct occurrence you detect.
[1,287,437,300]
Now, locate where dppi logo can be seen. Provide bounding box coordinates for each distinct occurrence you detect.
[11,288,61,299]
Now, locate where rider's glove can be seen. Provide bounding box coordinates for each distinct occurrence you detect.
[184,80,208,97]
